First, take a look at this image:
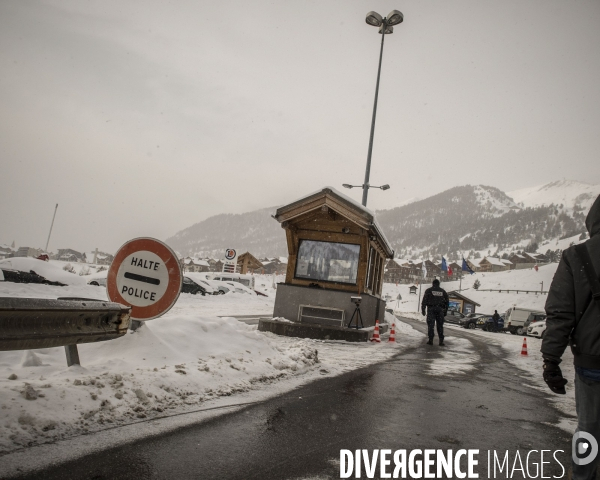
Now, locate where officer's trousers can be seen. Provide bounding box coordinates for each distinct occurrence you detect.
[426,307,445,341]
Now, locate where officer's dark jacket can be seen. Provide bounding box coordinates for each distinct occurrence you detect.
[542,194,600,368]
[421,285,449,314]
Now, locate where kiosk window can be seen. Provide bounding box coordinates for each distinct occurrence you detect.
[295,240,360,284]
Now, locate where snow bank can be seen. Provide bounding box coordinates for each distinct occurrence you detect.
[0,314,320,454]
[0,258,87,286]
[0,284,417,456]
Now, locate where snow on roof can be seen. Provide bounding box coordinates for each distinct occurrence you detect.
[278,257,288,264]
[483,257,506,267]
[512,253,526,259]
[500,259,513,265]
[194,259,210,267]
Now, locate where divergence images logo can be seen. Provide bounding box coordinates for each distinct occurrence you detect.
[573,431,598,466]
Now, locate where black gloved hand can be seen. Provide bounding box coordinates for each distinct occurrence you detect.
[543,361,567,395]
[421,310,426,316]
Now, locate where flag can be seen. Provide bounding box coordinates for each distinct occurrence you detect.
[441,257,448,272]
[462,257,474,274]
[421,261,428,278]
[448,266,453,276]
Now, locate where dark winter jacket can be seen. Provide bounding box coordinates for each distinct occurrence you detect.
[542,194,600,368]
[421,285,449,315]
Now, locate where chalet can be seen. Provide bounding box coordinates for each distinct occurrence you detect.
[509,253,535,270]
[523,252,549,264]
[205,258,224,272]
[478,256,511,272]
[261,257,288,275]
[384,258,417,284]
[414,259,441,282]
[266,187,394,338]
[57,249,85,262]
[237,252,263,274]
[447,291,481,315]
[466,258,481,272]
[409,285,418,295]
[182,257,210,273]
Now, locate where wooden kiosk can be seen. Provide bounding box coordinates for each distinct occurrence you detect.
[259,187,394,341]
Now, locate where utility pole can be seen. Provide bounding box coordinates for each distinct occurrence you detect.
[45,204,58,253]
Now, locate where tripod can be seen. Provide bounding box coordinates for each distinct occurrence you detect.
[347,303,364,329]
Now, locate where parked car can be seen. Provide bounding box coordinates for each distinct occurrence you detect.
[181,276,207,295]
[444,310,465,325]
[504,307,546,335]
[527,319,547,338]
[185,273,218,295]
[478,314,505,332]
[209,273,256,290]
[87,270,108,287]
[460,313,488,329]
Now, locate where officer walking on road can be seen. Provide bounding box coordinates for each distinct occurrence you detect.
[542,194,600,480]
[492,310,500,333]
[421,278,449,346]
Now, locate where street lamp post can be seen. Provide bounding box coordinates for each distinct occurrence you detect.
[344,10,403,207]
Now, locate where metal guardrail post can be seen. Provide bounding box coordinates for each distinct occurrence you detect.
[64,345,80,366]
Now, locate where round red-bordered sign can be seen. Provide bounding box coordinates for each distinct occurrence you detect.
[106,237,182,320]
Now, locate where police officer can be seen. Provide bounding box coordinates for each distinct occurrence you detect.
[421,278,449,346]
[492,310,500,333]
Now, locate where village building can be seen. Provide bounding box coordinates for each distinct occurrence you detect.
[237,252,263,274]
[447,291,481,315]
[260,257,288,275]
[508,253,538,269]
[182,257,210,273]
[409,285,418,295]
[261,187,394,341]
[478,256,511,272]
[14,247,45,258]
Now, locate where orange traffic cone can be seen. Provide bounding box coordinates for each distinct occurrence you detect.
[371,320,381,343]
[521,337,528,356]
[388,323,396,343]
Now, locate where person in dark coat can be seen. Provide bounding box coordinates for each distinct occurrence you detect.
[421,278,449,346]
[542,194,600,480]
[492,310,500,332]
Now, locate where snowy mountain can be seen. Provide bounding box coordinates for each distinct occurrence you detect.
[166,181,598,259]
[507,180,600,212]
[166,207,287,258]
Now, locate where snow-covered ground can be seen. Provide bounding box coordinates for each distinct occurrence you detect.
[383,262,559,315]
[0,280,414,461]
[0,263,578,474]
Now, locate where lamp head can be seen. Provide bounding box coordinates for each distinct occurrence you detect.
[365,11,383,27]
[379,25,393,34]
[342,184,353,189]
[380,184,390,191]
[386,10,404,26]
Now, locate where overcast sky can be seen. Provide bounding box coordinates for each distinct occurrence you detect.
[1,0,599,253]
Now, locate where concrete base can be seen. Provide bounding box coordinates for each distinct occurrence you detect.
[272,283,386,328]
[258,318,387,342]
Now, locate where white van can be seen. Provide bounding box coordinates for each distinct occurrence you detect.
[209,273,255,290]
[504,307,546,335]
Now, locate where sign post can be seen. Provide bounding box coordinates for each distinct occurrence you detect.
[223,248,237,273]
[107,238,182,326]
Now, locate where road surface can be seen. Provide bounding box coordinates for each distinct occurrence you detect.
[13,317,574,479]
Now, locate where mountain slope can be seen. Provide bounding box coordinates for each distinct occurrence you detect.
[166,207,286,258]
[166,181,596,259]
[508,180,600,212]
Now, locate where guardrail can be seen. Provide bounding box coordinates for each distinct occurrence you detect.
[0,297,131,366]
[476,289,548,294]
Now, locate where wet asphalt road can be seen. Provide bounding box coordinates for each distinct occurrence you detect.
[17,317,574,479]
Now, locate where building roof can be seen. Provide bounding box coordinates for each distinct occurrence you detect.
[273,186,394,258]
[482,256,506,267]
[447,291,481,306]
